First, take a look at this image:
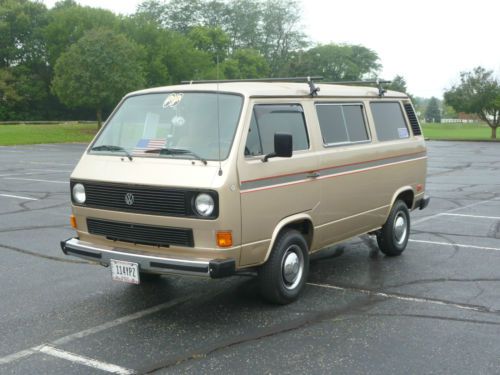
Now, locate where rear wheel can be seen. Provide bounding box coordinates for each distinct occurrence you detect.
[258,229,309,304]
[377,200,410,256]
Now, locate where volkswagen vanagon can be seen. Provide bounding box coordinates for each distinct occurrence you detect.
[61,78,430,304]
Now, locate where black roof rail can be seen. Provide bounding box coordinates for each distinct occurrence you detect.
[322,79,392,97]
[180,76,323,97]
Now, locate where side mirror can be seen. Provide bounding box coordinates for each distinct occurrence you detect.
[263,133,293,162]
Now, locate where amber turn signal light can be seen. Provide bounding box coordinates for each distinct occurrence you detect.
[216,231,233,248]
[70,215,77,229]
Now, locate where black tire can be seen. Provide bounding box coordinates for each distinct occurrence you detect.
[258,229,309,305]
[377,200,410,256]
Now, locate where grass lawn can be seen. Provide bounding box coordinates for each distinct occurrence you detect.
[0,123,98,146]
[422,122,497,141]
[1,121,497,146]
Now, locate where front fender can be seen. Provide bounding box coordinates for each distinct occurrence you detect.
[263,212,314,263]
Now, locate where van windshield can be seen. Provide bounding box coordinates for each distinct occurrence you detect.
[90,92,243,161]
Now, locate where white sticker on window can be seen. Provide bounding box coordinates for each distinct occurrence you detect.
[398,127,409,138]
[163,93,183,108]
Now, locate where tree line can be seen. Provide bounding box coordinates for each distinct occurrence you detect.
[5,0,497,138]
[0,0,401,125]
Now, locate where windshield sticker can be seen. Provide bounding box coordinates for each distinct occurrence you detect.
[172,115,186,127]
[163,93,183,108]
[398,127,409,138]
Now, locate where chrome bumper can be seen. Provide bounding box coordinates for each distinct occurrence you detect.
[60,238,235,278]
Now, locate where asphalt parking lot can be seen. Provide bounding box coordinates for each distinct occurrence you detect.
[0,140,499,374]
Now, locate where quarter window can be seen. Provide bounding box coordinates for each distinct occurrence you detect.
[370,102,410,141]
[315,103,369,145]
[245,104,309,157]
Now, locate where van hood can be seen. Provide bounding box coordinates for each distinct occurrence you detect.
[71,154,223,189]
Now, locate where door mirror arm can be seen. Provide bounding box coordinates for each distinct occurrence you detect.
[262,133,293,162]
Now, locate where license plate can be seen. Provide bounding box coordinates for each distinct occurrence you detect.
[110,259,140,284]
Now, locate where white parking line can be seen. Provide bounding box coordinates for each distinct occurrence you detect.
[440,213,500,220]
[413,197,499,225]
[409,239,500,252]
[3,177,67,184]
[0,295,192,365]
[0,193,37,201]
[27,161,76,166]
[38,346,134,375]
[307,282,488,313]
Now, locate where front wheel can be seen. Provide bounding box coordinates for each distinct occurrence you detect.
[377,200,410,256]
[258,229,309,305]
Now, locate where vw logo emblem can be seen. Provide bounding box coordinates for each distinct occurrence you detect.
[124,193,134,206]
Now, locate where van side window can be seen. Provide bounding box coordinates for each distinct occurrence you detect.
[315,103,369,145]
[245,104,309,156]
[245,112,263,156]
[370,102,410,141]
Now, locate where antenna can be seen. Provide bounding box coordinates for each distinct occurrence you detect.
[216,55,223,176]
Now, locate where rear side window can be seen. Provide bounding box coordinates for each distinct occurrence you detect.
[315,103,369,145]
[370,102,410,141]
[245,104,309,157]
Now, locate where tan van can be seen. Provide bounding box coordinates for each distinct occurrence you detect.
[61,78,430,304]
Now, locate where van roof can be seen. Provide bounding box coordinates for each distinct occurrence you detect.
[128,82,408,99]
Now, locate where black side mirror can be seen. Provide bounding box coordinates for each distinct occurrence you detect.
[263,133,293,162]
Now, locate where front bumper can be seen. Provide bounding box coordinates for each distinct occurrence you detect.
[417,195,431,210]
[60,238,235,279]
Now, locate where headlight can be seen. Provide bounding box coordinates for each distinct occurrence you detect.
[194,193,214,217]
[72,183,86,204]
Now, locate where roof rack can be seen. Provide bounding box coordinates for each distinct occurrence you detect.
[322,79,392,97]
[180,76,323,97]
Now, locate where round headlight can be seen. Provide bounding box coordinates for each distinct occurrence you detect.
[194,193,214,217]
[72,183,86,204]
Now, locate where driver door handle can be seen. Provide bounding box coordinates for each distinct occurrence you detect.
[307,172,320,179]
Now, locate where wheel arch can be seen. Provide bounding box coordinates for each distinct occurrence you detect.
[386,186,415,217]
[263,213,314,264]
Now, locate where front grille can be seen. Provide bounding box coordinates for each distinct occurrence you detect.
[87,218,194,247]
[404,103,422,136]
[82,182,188,216]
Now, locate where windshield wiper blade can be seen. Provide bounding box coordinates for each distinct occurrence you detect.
[90,145,133,161]
[145,148,207,165]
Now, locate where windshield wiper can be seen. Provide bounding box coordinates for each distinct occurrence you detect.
[90,145,133,161]
[145,148,207,165]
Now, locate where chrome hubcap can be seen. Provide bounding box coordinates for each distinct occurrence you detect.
[393,213,407,245]
[281,245,304,290]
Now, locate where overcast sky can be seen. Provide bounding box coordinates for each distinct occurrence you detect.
[42,0,500,98]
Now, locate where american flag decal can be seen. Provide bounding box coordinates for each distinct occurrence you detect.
[133,139,167,155]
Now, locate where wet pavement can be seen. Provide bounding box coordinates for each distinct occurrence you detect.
[0,141,499,374]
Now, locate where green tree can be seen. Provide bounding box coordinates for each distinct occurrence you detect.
[52,28,145,127]
[425,97,441,123]
[444,66,500,139]
[187,26,230,62]
[290,44,380,81]
[43,1,119,67]
[137,0,203,32]
[0,68,19,101]
[0,0,48,67]
[136,0,306,76]
[387,75,408,94]
[223,0,261,50]
[222,49,269,79]
[258,0,306,75]
[121,14,215,85]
